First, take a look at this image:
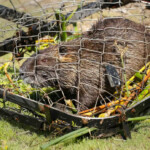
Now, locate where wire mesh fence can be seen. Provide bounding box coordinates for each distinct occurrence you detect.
[0,0,150,124]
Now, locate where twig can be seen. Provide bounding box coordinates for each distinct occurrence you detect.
[3,56,23,95]
[4,57,13,83]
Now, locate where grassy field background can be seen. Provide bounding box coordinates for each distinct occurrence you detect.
[0,1,150,150]
[1,118,150,150]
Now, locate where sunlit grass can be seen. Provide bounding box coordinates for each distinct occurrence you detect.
[0,118,150,150]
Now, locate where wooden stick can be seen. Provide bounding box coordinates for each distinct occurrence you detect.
[3,56,23,95]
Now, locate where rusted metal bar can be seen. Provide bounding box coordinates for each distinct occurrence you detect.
[1,87,150,128]
[0,107,45,129]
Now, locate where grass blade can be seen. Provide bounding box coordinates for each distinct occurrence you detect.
[127,116,150,122]
[41,127,97,150]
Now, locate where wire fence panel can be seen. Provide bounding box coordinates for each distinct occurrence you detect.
[0,0,150,123]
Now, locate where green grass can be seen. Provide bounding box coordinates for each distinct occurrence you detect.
[0,118,150,150]
[0,118,52,150]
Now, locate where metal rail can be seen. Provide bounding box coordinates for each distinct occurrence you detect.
[0,87,150,131]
